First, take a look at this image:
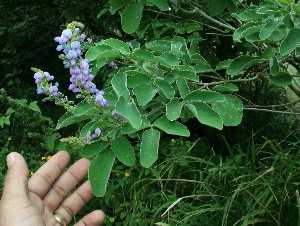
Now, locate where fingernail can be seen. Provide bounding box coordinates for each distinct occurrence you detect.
[7,153,15,168]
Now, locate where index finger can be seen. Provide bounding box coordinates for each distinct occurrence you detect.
[28,151,70,198]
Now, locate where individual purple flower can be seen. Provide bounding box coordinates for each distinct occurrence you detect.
[91,128,101,138]
[49,85,58,96]
[68,83,76,90]
[112,109,121,120]
[84,135,91,143]
[34,72,42,84]
[88,74,94,80]
[70,66,80,75]
[66,50,78,59]
[56,45,64,51]
[95,92,109,107]
[70,41,80,50]
[44,72,54,81]
[70,59,76,66]
[36,87,44,94]
[75,49,82,55]
[80,60,89,70]
[79,34,86,42]
[55,82,59,87]
[54,36,62,43]
[63,29,72,38]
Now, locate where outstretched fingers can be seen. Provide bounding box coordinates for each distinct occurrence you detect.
[28,151,70,198]
[54,181,99,224]
[74,210,105,226]
[43,158,91,212]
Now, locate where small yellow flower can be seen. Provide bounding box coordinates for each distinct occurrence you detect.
[30,172,34,176]
[124,172,130,177]
[7,137,11,141]
[41,156,46,160]
[110,218,115,223]
[171,139,175,143]
[142,188,147,193]
[47,156,52,160]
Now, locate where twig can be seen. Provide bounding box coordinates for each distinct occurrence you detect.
[167,0,236,31]
[244,100,300,108]
[244,107,300,116]
[190,74,260,86]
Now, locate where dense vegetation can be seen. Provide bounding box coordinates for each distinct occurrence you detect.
[1,0,300,225]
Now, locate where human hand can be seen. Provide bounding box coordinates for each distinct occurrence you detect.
[0,151,105,226]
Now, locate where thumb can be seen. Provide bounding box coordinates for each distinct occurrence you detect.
[2,152,30,204]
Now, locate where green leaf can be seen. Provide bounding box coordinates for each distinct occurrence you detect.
[156,80,175,99]
[85,44,113,61]
[184,90,225,103]
[185,103,223,130]
[145,40,171,54]
[102,38,130,54]
[191,54,214,73]
[262,46,275,59]
[109,0,130,13]
[111,72,130,101]
[269,57,279,76]
[227,56,261,76]
[121,116,151,134]
[278,0,294,4]
[140,129,160,168]
[233,22,256,41]
[127,73,152,88]
[156,51,179,67]
[293,3,300,12]
[212,83,239,92]
[56,112,89,129]
[279,28,300,56]
[131,49,156,62]
[283,14,294,29]
[184,22,202,33]
[216,59,233,70]
[211,95,243,126]
[154,116,190,137]
[268,72,292,87]
[104,92,118,106]
[121,2,143,34]
[208,0,227,15]
[44,134,58,151]
[241,25,262,38]
[116,97,142,129]
[174,66,199,82]
[96,58,111,68]
[111,137,135,166]
[74,101,95,116]
[146,0,169,11]
[89,149,115,197]
[268,25,288,42]
[28,101,41,113]
[176,78,190,98]
[166,98,183,121]
[133,84,159,106]
[237,8,261,21]
[81,141,110,158]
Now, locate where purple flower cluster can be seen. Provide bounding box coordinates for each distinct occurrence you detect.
[34,71,59,96]
[54,27,108,107]
[85,128,101,143]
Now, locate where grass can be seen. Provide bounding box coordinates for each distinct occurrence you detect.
[1,132,299,226]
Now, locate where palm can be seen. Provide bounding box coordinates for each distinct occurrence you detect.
[0,151,105,226]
